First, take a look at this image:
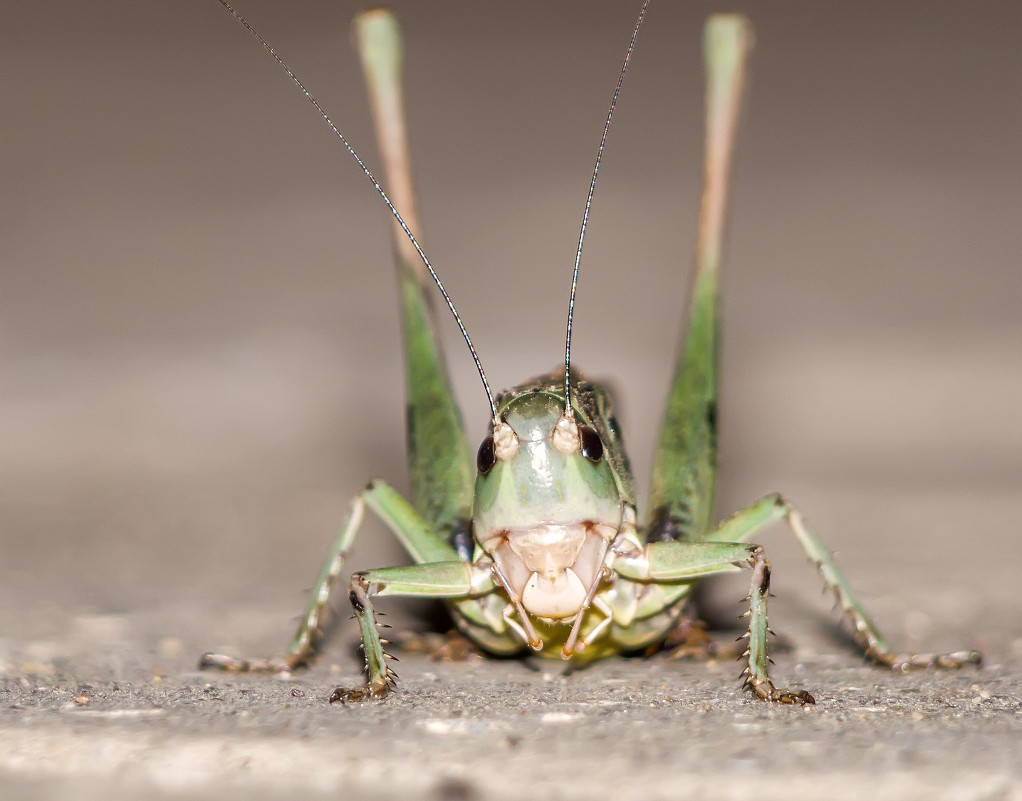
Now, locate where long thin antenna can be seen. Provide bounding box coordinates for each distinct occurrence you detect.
[562,0,652,416]
[215,0,498,421]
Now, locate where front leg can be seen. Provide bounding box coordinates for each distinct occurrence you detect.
[740,547,814,705]
[329,575,395,703]
[614,540,814,704]
[329,560,496,703]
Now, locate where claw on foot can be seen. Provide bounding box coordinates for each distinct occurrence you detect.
[329,680,391,704]
[769,687,816,705]
[743,672,815,706]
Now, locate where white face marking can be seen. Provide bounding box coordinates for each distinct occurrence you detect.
[552,415,580,455]
[492,421,519,461]
[529,441,549,474]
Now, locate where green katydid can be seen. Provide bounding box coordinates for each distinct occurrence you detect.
[202,2,982,705]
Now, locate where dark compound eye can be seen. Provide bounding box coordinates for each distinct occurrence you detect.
[476,435,497,476]
[578,424,603,463]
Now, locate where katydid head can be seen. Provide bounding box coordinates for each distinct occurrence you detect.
[473,390,621,622]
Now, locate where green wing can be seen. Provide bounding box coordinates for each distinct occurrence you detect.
[355,12,474,547]
[648,16,752,543]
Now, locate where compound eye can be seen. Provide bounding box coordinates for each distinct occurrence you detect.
[578,424,603,463]
[476,435,497,476]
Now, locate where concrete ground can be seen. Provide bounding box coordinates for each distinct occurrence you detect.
[0,588,1018,801]
[2,2,1020,799]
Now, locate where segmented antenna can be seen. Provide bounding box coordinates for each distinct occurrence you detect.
[215,0,498,422]
[562,0,651,416]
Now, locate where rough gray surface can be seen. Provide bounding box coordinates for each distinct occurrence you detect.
[2,2,1020,799]
[1,602,1019,801]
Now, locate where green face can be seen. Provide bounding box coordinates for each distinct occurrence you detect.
[472,390,623,553]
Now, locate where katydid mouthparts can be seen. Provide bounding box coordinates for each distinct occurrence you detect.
[201,2,981,705]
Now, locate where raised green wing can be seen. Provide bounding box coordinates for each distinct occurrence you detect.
[354,12,474,545]
[648,15,752,543]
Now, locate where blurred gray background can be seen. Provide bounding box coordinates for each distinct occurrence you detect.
[1,2,1020,797]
